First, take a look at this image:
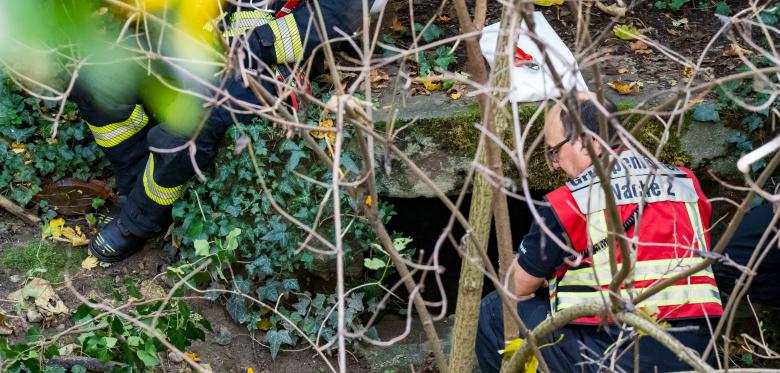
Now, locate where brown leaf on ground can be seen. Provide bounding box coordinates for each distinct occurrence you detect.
[682,66,694,79]
[666,28,682,36]
[8,278,69,317]
[595,1,626,17]
[607,80,640,95]
[618,67,629,74]
[628,40,653,55]
[0,309,12,336]
[370,69,389,85]
[721,42,753,57]
[390,19,405,33]
[437,15,451,22]
[61,225,89,247]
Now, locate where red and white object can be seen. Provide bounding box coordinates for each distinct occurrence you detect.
[480,12,588,102]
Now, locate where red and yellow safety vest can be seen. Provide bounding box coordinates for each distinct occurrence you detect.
[545,151,723,324]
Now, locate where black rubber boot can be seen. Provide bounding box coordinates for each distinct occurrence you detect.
[88,218,146,263]
[95,195,128,229]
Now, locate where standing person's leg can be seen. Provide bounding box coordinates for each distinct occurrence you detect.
[71,74,151,197]
[89,75,278,261]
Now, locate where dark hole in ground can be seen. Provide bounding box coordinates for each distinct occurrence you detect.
[383,190,548,315]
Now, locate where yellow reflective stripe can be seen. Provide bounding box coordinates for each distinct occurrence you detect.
[556,283,722,310]
[283,14,303,61]
[586,210,608,246]
[222,10,273,37]
[87,105,148,148]
[564,257,709,279]
[270,15,303,64]
[560,264,714,287]
[142,155,185,206]
[685,201,708,252]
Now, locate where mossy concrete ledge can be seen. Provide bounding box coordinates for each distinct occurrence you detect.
[371,80,738,198]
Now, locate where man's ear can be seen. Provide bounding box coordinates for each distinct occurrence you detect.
[577,135,602,156]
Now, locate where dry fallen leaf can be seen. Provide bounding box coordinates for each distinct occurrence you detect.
[390,19,405,33]
[310,119,336,146]
[721,42,753,57]
[8,278,69,316]
[617,67,629,74]
[607,80,640,95]
[370,69,389,85]
[41,218,66,241]
[81,255,99,270]
[666,28,682,36]
[672,17,689,27]
[422,79,441,91]
[437,15,451,22]
[682,66,694,79]
[595,0,626,17]
[10,143,27,154]
[61,226,89,247]
[628,40,653,55]
[688,97,705,105]
[184,352,201,363]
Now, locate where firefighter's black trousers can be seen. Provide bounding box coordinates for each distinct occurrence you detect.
[72,74,276,237]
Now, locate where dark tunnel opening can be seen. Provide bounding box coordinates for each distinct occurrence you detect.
[382,190,549,315]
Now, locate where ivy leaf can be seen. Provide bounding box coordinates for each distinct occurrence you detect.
[136,350,159,367]
[668,0,690,10]
[193,240,210,257]
[692,103,720,122]
[71,366,87,373]
[414,23,443,43]
[742,115,763,132]
[226,294,249,324]
[264,330,293,359]
[363,258,386,270]
[224,228,241,251]
[713,1,731,15]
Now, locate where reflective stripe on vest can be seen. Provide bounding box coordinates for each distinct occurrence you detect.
[87,105,148,148]
[221,10,274,37]
[555,282,722,310]
[559,257,715,287]
[142,154,185,206]
[546,152,723,322]
[267,14,303,64]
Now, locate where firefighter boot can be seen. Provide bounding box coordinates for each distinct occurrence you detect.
[88,217,147,263]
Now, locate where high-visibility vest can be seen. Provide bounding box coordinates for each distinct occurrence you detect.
[545,151,723,324]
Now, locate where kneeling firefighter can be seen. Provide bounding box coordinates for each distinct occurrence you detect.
[72,0,387,262]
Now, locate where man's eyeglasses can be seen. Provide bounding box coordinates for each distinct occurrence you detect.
[545,138,568,165]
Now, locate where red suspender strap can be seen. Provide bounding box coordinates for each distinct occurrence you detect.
[275,0,302,18]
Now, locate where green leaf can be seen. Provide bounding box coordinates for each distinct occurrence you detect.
[72,366,87,373]
[264,330,293,359]
[364,258,386,270]
[668,0,690,10]
[613,25,639,40]
[85,213,96,226]
[415,23,443,43]
[224,228,241,251]
[127,336,142,347]
[194,240,210,257]
[692,103,720,122]
[714,1,731,15]
[393,237,413,251]
[102,337,117,349]
[91,197,105,210]
[136,350,159,367]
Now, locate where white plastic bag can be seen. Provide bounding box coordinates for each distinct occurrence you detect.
[480,12,588,103]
